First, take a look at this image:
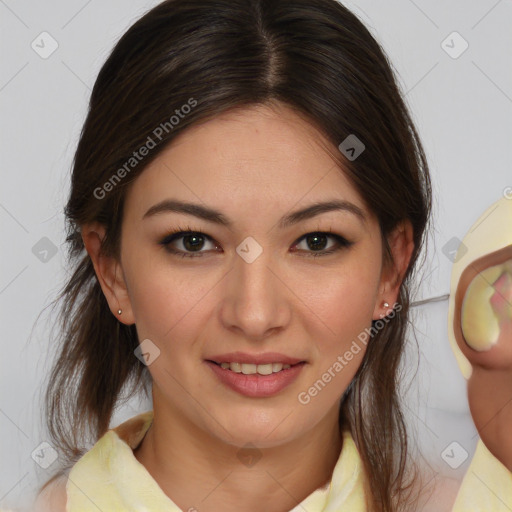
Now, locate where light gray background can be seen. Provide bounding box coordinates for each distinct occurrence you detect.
[1,0,511,509]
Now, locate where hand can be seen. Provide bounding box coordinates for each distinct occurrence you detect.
[453,244,512,471]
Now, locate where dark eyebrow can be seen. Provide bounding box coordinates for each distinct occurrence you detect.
[142,199,367,227]
[279,200,366,228]
[143,200,232,226]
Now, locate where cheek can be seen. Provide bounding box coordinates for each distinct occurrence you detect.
[304,259,380,344]
[123,249,218,343]
[298,251,380,396]
[125,263,219,393]
[296,292,371,419]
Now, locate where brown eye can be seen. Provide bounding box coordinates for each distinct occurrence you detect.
[181,233,206,252]
[304,233,329,251]
[160,230,220,258]
[292,231,353,257]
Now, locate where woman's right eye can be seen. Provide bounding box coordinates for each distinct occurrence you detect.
[159,230,220,258]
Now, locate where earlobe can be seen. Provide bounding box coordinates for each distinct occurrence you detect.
[81,222,135,325]
[372,220,415,321]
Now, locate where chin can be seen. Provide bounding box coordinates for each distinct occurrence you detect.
[203,404,306,449]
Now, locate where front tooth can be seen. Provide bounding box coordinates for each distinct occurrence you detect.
[225,362,290,373]
[256,363,273,375]
[230,362,242,373]
[241,363,257,375]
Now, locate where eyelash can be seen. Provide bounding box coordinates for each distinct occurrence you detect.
[158,224,354,259]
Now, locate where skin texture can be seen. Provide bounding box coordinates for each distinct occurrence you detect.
[80,103,414,512]
[454,245,512,471]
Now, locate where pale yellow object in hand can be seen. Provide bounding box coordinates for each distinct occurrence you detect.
[445,194,512,511]
[461,262,510,351]
[448,195,512,378]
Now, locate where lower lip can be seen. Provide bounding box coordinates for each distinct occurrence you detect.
[205,361,305,398]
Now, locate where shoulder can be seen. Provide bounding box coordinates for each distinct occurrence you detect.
[32,473,68,512]
[30,411,153,512]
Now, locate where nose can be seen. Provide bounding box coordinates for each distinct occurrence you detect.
[219,246,291,341]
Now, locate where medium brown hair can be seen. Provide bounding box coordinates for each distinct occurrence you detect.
[43,1,432,510]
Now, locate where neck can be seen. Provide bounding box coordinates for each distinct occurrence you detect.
[134,394,342,512]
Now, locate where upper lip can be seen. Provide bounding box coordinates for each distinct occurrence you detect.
[207,352,306,365]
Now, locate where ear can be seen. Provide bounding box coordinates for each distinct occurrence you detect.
[81,222,135,325]
[372,220,415,320]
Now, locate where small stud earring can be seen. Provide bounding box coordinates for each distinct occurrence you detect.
[379,302,391,319]
[117,309,122,315]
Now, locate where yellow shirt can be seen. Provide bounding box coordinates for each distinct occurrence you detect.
[64,410,512,511]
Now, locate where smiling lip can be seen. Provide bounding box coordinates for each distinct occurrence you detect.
[207,352,305,365]
[205,360,306,397]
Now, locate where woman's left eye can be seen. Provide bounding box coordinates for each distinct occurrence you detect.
[159,228,352,258]
[292,232,353,257]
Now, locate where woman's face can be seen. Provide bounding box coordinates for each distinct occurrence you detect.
[116,103,395,448]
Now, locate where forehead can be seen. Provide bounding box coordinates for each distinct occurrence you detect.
[124,103,368,223]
